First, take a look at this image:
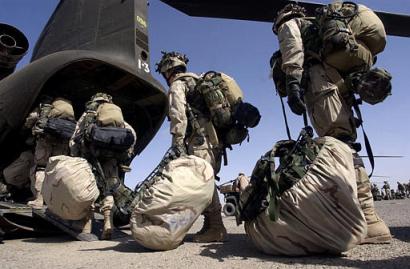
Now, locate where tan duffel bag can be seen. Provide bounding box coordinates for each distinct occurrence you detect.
[3,151,34,189]
[130,155,214,251]
[245,137,367,256]
[42,155,99,220]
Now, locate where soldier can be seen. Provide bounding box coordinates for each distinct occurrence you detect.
[70,93,136,240]
[273,3,391,243]
[233,173,250,193]
[382,181,391,200]
[406,182,410,198]
[156,52,227,243]
[25,96,75,208]
[397,181,405,197]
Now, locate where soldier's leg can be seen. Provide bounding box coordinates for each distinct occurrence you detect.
[100,195,114,240]
[306,64,391,244]
[305,64,357,140]
[354,155,392,244]
[191,145,226,243]
[27,138,51,208]
[100,159,119,240]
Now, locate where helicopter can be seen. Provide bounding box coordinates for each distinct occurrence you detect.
[160,0,410,37]
[0,0,409,240]
[0,0,168,240]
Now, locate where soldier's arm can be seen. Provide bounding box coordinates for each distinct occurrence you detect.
[124,121,137,159]
[168,80,188,147]
[69,113,86,156]
[277,19,305,85]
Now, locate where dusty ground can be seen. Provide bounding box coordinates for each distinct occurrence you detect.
[1,199,410,269]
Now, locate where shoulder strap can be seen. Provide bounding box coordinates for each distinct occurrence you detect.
[353,99,375,177]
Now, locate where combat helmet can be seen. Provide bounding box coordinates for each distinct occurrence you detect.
[273,3,306,34]
[90,92,112,103]
[155,51,189,75]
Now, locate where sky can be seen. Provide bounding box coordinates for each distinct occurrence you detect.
[1,0,410,189]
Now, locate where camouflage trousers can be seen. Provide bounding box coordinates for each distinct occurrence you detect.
[304,64,357,142]
[187,134,222,216]
[99,158,119,213]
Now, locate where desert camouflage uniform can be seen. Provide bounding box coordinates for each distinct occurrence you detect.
[70,102,136,239]
[277,17,391,244]
[168,72,226,241]
[25,98,74,208]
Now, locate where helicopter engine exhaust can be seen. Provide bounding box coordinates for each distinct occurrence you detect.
[0,23,29,80]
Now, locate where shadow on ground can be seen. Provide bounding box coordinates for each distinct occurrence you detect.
[197,233,410,269]
[390,226,410,243]
[78,237,153,253]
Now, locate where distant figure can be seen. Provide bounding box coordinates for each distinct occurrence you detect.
[232,173,250,193]
[397,182,405,197]
[382,181,391,200]
[406,182,410,198]
[371,184,381,201]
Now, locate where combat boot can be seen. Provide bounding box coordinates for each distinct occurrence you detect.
[27,192,44,209]
[192,212,226,243]
[101,209,114,240]
[356,166,392,244]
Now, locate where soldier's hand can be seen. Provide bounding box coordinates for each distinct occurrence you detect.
[286,83,306,116]
[172,143,187,158]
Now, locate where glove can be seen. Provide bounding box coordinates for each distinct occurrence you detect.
[172,143,187,158]
[286,83,306,115]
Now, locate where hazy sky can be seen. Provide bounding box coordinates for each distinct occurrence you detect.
[1,0,409,189]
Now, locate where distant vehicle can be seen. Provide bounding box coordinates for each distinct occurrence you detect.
[218,181,240,217]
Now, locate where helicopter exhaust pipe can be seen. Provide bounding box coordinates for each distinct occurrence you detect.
[0,23,29,80]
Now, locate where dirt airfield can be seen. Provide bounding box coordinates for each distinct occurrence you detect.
[1,199,409,269]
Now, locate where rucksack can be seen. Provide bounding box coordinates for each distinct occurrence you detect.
[194,71,261,145]
[237,128,321,223]
[33,97,75,137]
[315,2,386,73]
[88,125,135,152]
[96,102,125,127]
[44,118,76,139]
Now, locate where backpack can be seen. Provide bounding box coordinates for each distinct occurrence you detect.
[315,2,386,73]
[194,71,261,145]
[33,97,75,137]
[48,98,75,120]
[96,102,124,127]
[81,100,133,159]
[44,118,76,139]
[88,125,135,152]
[237,128,321,223]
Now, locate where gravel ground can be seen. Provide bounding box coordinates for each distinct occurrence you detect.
[1,199,409,269]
